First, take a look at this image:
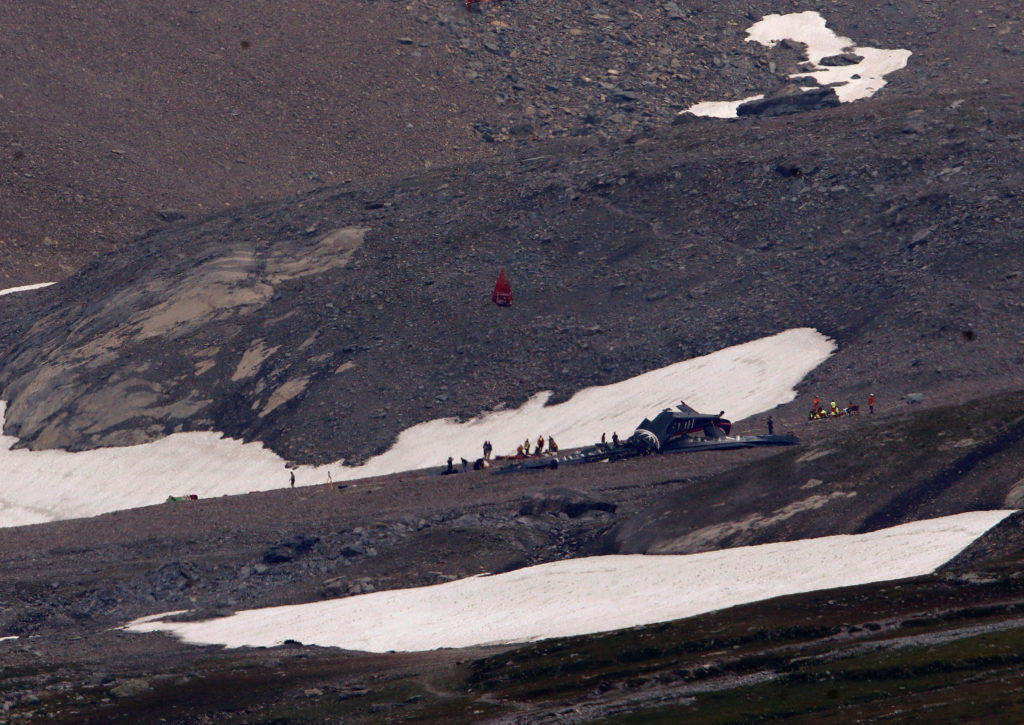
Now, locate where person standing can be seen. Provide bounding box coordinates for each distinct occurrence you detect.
[482,440,492,460]
[767,416,774,434]
[612,432,619,446]
[868,393,875,414]
[523,438,531,455]
[536,435,545,454]
[290,471,295,488]
[813,396,821,413]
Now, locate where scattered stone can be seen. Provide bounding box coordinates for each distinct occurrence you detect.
[156,208,186,222]
[663,2,685,20]
[320,576,348,598]
[337,687,370,701]
[451,513,483,528]
[340,542,375,558]
[349,578,375,594]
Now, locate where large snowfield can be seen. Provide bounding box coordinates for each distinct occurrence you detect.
[125,510,1015,653]
[685,11,911,118]
[0,327,834,528]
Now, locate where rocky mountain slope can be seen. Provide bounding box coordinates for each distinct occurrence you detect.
[3,394,1024,721]
[1,88,1020,465]
[2,0,1020,286]
[1,0,1024,721]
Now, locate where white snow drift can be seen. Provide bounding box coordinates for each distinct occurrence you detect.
[0,282,55,297]
[340,327,834,479]
[0,328,833,528]
[124,510,1014,652]
[684,11,911,118]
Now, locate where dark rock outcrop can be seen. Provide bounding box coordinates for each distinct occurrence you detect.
[262,535,320,564]
[519,488,617,519]
[819,53,864,66]
[737,87,840,117]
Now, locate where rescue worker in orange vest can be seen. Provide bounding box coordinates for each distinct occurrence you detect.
[868,393,875,414]
[813,396,821,412]
[516,444,524,458]
[548,435,558,453]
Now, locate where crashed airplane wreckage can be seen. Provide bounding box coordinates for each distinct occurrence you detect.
[498,403,797,474]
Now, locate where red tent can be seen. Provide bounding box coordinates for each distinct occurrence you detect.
[491,268,512,306]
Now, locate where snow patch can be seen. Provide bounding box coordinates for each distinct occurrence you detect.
[123,511,1015,653]
[0,282,55,297]
[685,95,764,119]
[340,328,834,479]
[684,11,911,118]
[0,328,833,528]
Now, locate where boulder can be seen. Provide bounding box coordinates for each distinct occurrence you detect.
[818,53,864,66]
[340,542,375,558]
[262,534,320,564]
[518,488,617,518]
[737,88,840,118]
[110,678,153,698]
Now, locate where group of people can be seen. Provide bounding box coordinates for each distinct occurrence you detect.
[513,434,559,458]
[444,455,480,474]
[440,434,561,475]
[599,432,621,447]
[808,393,875,421]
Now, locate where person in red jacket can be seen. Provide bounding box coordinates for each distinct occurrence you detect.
[868,393,875,414]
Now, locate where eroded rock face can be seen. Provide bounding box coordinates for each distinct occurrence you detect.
[0,227,365,451]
